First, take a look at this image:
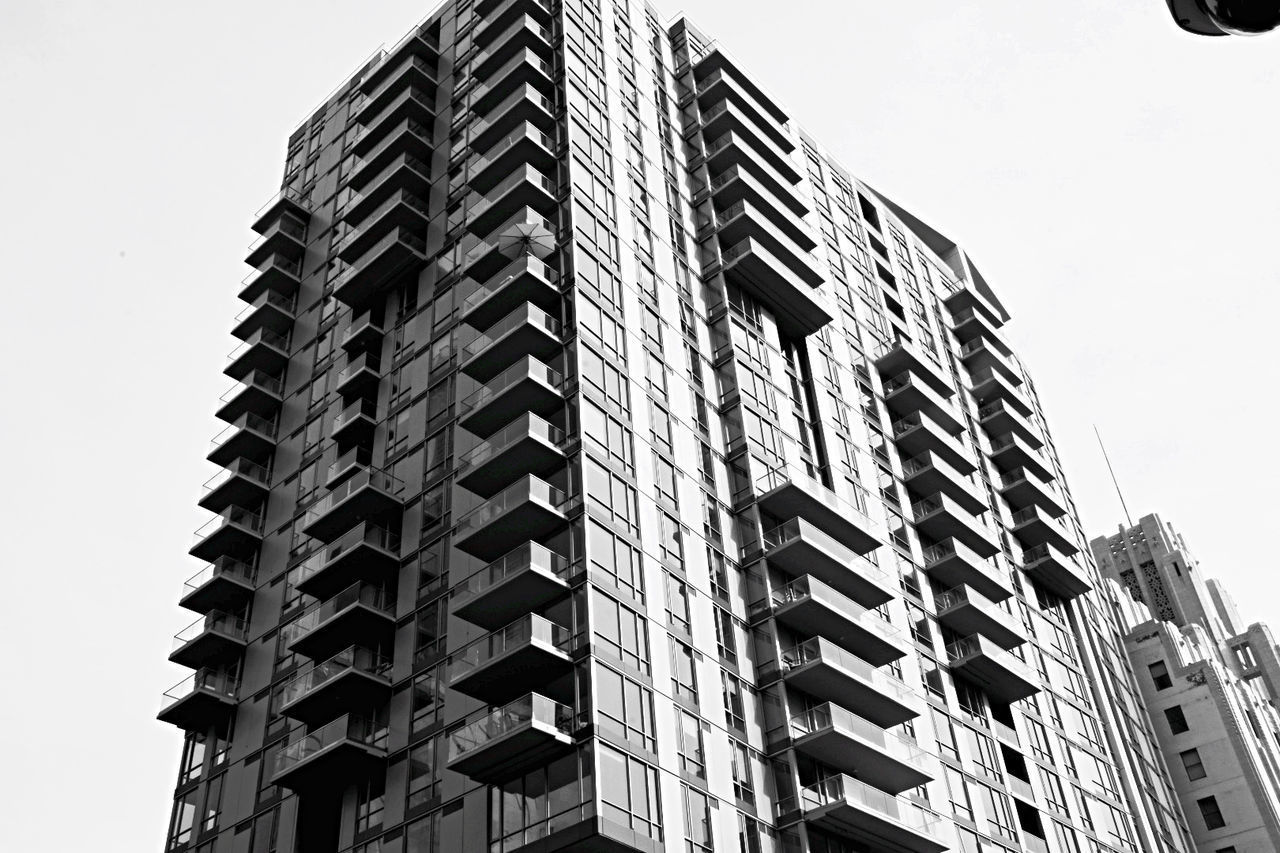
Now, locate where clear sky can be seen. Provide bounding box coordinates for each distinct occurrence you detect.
[1,1,1277,850]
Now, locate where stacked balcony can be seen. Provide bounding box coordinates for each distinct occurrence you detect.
[900,451,985,515]
[225,328,290,382]
[335,351,382,398]
[332,397,379,445]
[245,210,306,271]
[198,457,270,516]
[457,412,566,495]
[240,254,301,304]
[337,190,430,265]
[286,581,395,662]
[332,226,427,307]
[280,645,393,726]
[769,576,906,665]
[447,692,575,783]
[272,712,388,791]
[892,413,976,474]
[999,467,1066,517]
[761,518,895,607]
[472,16,553,80]
[788,703,937,794]
[452,542,574,629]
[988,432,1052,482]
[934,585,1026,649]
[465,164,558,236]
[1009,505,1079,555]
[460,253,560,329]
[179,556,257,614]
[461,303,562,382]
[170,610,249,669]
[921,539,1013,603]
[969,367,1032,418]
[467,122,557,194]
[189,506,264,563]
[959,336,1019,385]
[469,82,555,150]
[302,465,404,541]
[875,340,953,399]
[214,369,284,425]
[455,475,571,561]
[702,139,806,213]
[233,287,297,342]
[790,774,949,853]
[458,355,564,435]
[251,187,310,235]
[911,493,999,558]
[947,634,1039,703]
[471,48,554,111]
[977,399,1042,449]
[716,235,830,338]
[448,613,575,705]
[158,668,238,734]
[295,520,401,600]
[777,637,923,727]
[755,466,884,556]
[341,308,385,355]
[1021,542,1092,599]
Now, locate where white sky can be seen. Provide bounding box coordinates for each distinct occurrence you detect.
[2,1,1277,850]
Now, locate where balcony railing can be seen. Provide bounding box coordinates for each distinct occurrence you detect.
[274,713,388,775]
[202,457,271,496]
[303,465,403,527]
[772,576,900,640]
[191,505,264,547]
[790,703,932,771]
[448,691,573,763]
[182,555,256,598]
[458,358,563,416]
[448,613,572,683]
[462,303,561,362]
[458,413,564,471]
[161,668,237,710]
[288,581,394,643]
[280,645,391,707]
[172,610,249,653]
[780,638,918,706]
[454,475,568,539]
[790,774,947,843]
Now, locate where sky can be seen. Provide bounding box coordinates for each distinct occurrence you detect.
[1,1,1277,850]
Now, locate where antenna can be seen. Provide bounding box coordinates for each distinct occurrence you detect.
[1094,425,1133,528]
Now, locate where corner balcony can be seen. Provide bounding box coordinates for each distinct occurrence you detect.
[1010,506,1078,555]
[755,466,884,555]
[471,17,553,77]
[302,466,404,541]
[232,289,295,340]
[789,704,936,794]
[697,100,798,180]
[239,254,301,304]
[950,306,1010,350]
[452,542,573,629]
[475,0,554,46]
[911,494,999,558]
[881,372,964,435]
[470,48,554,111]
[466,164,558,236]
[458,356,564,436]
[447,692,574,783]
[461,303,562,382]
[969,368,1032,418]
[702,136,806,210]
[286,581,395,662]
[469,83,555,150]
[999,468,1066,517]
[335,351,381,397]
[158,669,237,734]
[341,309,385,354]
[770,576,906,665]
[468,123,557,194]
[457,412,566,496]
[874,340,953,398]
[245,212,306,269]
[170,610,249,669]
[947,634,1039,703]
[977,399,1042,449]
[719,236,832,338]
[900,452,984,514]
[336,190,430,262]
[935,585,1025,650]
[1022,543,1092,599]
[944,284,1006,332]
[778,637,923,727]
[359,24,440,97]
[455,475,571,561]
[180,556,257,614]
[208,412,277,467]
[988,433,1052,482]
[350,117,433,180]
[214,370,283,425]
[332,397,379,445]
[460,254,560,329]
[448,614,575,704]
[711,196,817,260]
[332,226,427,307]
[295,521,401,600]
[251,187,311,235]
[198,458,271,515]
[280,645,392,726]
[696,67,792,152]
[891,413,977,475]
[959,337,1019,385]
[189,506,264,563]
[354,68,436,137]
[346,153,432,216]
[705,160,809,227]
[792,775,949,853]
[271,713,387,792]
[693,47,789,126]
[225,328,290,381]
[921,539,1013,603]
[761,518,894,608]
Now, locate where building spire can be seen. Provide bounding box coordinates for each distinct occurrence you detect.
[1095,424,1134,528]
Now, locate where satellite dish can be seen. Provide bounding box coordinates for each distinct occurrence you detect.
[497,219,556,259]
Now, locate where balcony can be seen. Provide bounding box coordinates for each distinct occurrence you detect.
[988,433,1052,482]
[335,351,381,397]
[447,692,574,783]
[461,303,561,382]
[295,521,401,600]
[272,713,388,791]
[287,581,395,661]
[341,310,384,354]
[712,198,818,263]
[921,539,1013,603]
[458,356,564,435]
[354,63,436,133]
[719,236,831,337]
[225,327,290,381]
[874,340,953,398]
[214,370,283,424]
[702,137,805,210]
[170,610,249,669]
[891,413,977,475]
[770,576,906,665]
[245,212,306,268]
[346,153,432,217]
[959,337,1019,384]
[350,117,433,180]
[792,774,949,853]
[472,17,553,77]
[970,368,1032,418]
[468,123,557,193]
[977,400,1042,449]
[457,412,566,496]
[208,412,277,467]
[950,306,1010,351]
[470,48,554,110]
[1022,543,1092,599]
[999,468,1066,517]
[697,101,798,180]
[881,372,964,435]
[449,614,575,704]
[693,47,789,126]
[280,645,392,726]
[337,190,430,262]
[232,289,295,340]
[239,254,301,304]
[466,164,558,235]
[911,494,999,558]
[778,637,923,727]
[1010,506,1078,556]
[900,452,984,514]
[755,466,884,555]
[158,669,237,734]
[475,0,553,44]
[705,160,809,226]
[198,457,271,515]
[947,634,1039,703]
[789,704,936,794]
[251,187,310,235]
[180,556,257,614]
[302,466,404,541]
[696,67,792,152]
[469,83,555,150]
[332,226,427,307]
[455,475,571,561]
[935,585,1025,649]
[944,284,1006,333]
[360,25,440,96]
[761,518,895,607]
[460,254,560,329]
[332,397,379,445]
[189,506,264,563]
[452,542,573,629]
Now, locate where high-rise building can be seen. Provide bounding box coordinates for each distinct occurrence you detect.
[1093,514,1280,851]
[158,3,1199,852]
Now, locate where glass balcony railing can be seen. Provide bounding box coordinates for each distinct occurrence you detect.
[246,213,307,255]
[287,581,394,642]
[192,506,264,546]
[202,457,271,495]
[780,638,918,704]
[337,351,381,387]
[350,153,431,201]
[337,191,429,254]
[458,358,562,415]
[467,167,557,222]
[281,645,391,707]
[241,254,301,290]
[454,476,567,538]
[460,255,558,315]
[253,186,311,222]
[470,86,554,135]
[274,713,388,775]
[161,668,238,710]
[457,414,564,472]
[754,466,879,539]
[227,327,291,361]
[209,412,278,452]
[789,703,932,770]
[789,774,946,840]
[935,584,1000,617]
[771,577,899,639]
[333,397,379,433]
[469,124,555,174]
[219,370,283,404]
[294,522,401,585]
[235,289,297,324]
[332,229,428,294]
[947,634,1030,671]
[173,610,249,652]
[354,117,432,170]
[182,556,256,598]
[462,305,560,361]
[304,466,403,524]
[448,692,573,763]
[448,614,571,683]
[453,542,571,603]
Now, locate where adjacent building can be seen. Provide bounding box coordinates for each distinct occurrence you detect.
[159,2,1205,852]
[1093,514,1280,852]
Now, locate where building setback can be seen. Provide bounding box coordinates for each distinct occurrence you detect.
[1093,514,1280,852]
[160,2,1198,851]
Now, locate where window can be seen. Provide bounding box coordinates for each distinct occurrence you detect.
[586,518,645,599]
[596,663,656,752]
[671,639,699,705]
[665,573,691,635]
[407,735,444,813]
[355,778,385,834]
[677,710,706,780]
[1198,796,1226,830]
[683,785,714,852]
[201,775,223,832]
[1165,705,1189,734]
[168,792,196,848]
[722,671,747,731]
[599,744,663,841]
[592,588,650,673]
[730,740,756,804]
[1181,748,1207,781]
[1149,661,1172,690]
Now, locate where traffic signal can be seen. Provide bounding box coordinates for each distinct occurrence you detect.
[1166,0,1280,35]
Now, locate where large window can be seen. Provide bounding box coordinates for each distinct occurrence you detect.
[598,743,662,842]
[596,663,656,752]
[490,750,594,851]
[592,588,650,673]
